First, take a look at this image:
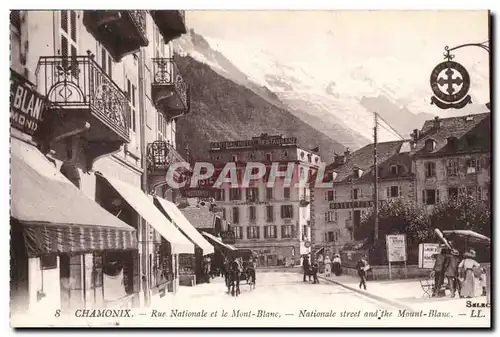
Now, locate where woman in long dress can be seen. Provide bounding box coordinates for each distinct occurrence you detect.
[324,255,332,277]
[458,249,481,298]
[332,254,342,276]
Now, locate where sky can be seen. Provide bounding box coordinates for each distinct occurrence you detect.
[185,10,490,116]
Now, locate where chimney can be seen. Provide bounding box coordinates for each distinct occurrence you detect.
[433,116,441,129]
[344,148,351,157]
[334,154,346,165]
[412,129,420,141]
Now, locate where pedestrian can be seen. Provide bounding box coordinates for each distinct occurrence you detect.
[311,259,319,284]
[332,254,342,276]
[444,248,460,298]
[324,254,332,277]
[302,254,311,282]
[458,249,481,298]
[432,245,447,297]
[479,268,487,296]
[356,255,369,290]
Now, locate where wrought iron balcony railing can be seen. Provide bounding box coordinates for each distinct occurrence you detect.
[82,10,149,62]
[151,57,189,120]
[147,140,187,171]
[36,54,130,142]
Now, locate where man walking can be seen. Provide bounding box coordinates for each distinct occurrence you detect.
[311,259,319,284]
[356,255,369,290]
[302,254,311,282]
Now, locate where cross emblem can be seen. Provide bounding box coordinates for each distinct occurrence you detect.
[437,68,463,95]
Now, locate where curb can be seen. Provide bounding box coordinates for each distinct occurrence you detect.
[318,275,415,311]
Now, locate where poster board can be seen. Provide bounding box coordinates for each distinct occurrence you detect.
[386,234,407,262]
[418,243,440,269]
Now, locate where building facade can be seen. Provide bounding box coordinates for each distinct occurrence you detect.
[10,10,205,317]
[313,142,415,254]
[411,114,491,211]
[205,134,321,266]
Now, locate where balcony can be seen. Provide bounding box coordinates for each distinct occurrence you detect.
[83,10,148,62]
[151,57,190,120]
[36,54,130,171]
[150,10,187,43]
[147,140,187,172]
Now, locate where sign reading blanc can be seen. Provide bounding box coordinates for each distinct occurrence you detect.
[430,60,472,109]
[385,234,407,262]
[10,70,47,135]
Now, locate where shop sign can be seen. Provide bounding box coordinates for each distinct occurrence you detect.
[386,234,407,262]
[10,70,47,136]
[430,60,471,110]
[210,135,297,150]
[418,243,440,269]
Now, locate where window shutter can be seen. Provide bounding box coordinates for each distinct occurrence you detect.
[257,227,260,239]
[350,189,353,199]
[280,205,284,219]
[335,211,338,222]
[399,186,403,197]
[360,189,363,198]
[281,226,285,238]
[264,227,267,239]
[334,190,336,200]
[436,190,440,203]
[386,187,390,198]
[292,225,296,238]
[324,192,327,201]
[422,190,426,204]
[324,233,327,242]
[324,212,327,222]
[290,206,294,219]
[247,226,250,239]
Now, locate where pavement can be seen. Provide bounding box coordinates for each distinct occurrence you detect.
[11,271,491,328]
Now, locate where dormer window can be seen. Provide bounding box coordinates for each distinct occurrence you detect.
[425,139,436,152]
[447,136,458,150]
[307,154,312,163]
[231,155,238,162]
[353,167,363,179]
[390,165,399,175]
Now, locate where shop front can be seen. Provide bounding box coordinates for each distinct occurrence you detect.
[249,246,297,267]
[154,197,214,286]
[95,173,194,307]
[10,138,138,317]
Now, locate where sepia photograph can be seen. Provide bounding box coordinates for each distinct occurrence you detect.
[8,8,491,329]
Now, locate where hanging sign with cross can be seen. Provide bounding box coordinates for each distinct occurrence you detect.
[430,60,472,109]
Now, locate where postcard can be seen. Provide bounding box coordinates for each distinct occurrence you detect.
[9,9,491,328]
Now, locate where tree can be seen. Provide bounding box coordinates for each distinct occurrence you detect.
[430,195,491,238]
[357,198,431,264]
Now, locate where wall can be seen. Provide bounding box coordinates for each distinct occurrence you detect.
[28,257,61,315]
[415,153,490,212]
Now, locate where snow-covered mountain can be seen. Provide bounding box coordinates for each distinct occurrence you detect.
[174,29,490,150]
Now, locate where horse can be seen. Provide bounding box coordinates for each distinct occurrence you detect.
[225,259,242,296]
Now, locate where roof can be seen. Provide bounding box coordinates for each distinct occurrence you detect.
[414,113,490,157]
[179,206,215,229]
[326,140,408,183]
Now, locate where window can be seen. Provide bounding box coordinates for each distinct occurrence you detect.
[466,158,481,174]
[247,226,260,239]
[232,207,239,224]
[229,188,241,201]
[425,139,436,152]
[425,162,436,178]
[390,165,399,175]
[266,205,274,222]
[352,188,359,200]
[157,112,168,141]
[423,189,440,205]
[326,190,335,201]
[125,79,137,132]
[281,225,295,239]
[231,155,238,162]
[284,187,290,200]
[100,45,113,78]
[233,227,243,240]
[214,189,225,201]
[448,187,458,200]
[325,211,337,223]
[266,153,272,161]
[249,206,256,221]
[281,205,294,219]
[221,208,226,220]
[266,188,273,200]
[283,151,288,158]
[327,232,335,242]
[264,225,277,239]
[59,11,79,78]
[386,186,401,198]
[447,160,459,176]
[246,187,259,202]
[40,254,57,270]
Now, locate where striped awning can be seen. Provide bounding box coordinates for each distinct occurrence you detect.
[10,138,137,257]
[201,232,236,253]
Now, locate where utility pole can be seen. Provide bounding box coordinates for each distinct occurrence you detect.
[373,113,379,242]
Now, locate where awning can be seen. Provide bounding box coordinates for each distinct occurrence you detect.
[10,138,137,257]
[315,247,325,255]
[201,232,236,253]
[99,174,194,254]
[154,197,214,256]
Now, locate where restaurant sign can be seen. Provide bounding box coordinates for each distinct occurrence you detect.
[10,70,47,136]
[210,135,297,150]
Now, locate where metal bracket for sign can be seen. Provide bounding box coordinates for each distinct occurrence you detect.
[430,40,490,110]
